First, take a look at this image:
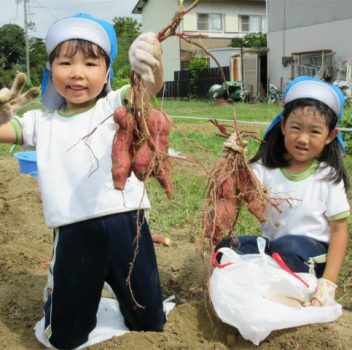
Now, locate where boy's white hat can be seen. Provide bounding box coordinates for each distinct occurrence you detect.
[41,13,118,111]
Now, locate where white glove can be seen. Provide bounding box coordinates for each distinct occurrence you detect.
[0,73,40,125]
[223,132,248,155]
[310,278,337,306]
[129,32,162,84]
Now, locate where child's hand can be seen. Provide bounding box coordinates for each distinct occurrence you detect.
[311,278,337,306]
[129,32,162,84]
[0,73,40,125]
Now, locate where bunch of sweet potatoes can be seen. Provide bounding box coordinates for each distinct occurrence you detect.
[111,105,174,199]
[204,148,266,244]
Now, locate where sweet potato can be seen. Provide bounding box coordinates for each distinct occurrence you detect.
[152,234,171,246]
[206,164,266,244]
[154,157,174,199]
[111,107,135,190]
[145,108,174,199]
[132,142,154,181]
[237,167,265,222]
[209,199,238,243]
[113,106,129,127]
[206,158,240,243]
[145,108,172,153]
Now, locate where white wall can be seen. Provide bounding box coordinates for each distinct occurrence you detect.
[208,48,241,68]
[140,0,266,81]
[182,0,266,38]
[268,18,352,89]
[140,0,180,81]
[267,0,352,89]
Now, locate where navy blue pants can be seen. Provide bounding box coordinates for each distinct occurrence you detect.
[44,211,165,350]
[216,235,328,277]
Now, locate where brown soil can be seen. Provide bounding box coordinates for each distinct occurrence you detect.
[0,154,351,350]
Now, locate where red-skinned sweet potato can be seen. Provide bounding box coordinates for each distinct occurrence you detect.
[237,167,265,222]
[145,108,174,199]
[206,158,240,243]
[132,142,154,181]
[154,156,174,199]
[152,234,171,246]
[111,107,135,190]
[145,108,172,152]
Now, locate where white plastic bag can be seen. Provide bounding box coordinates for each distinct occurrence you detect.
[209,238,342,345]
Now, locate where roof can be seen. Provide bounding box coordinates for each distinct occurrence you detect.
[132,0,266,14]
[132,0,148,14]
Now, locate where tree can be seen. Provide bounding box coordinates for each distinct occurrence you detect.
[231,33,267,48]
[112,17,141,85]
[0,23,47,88]
[0,24,26,70]
[0,57,14,87]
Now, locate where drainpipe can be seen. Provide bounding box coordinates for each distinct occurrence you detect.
[282,0,286,89]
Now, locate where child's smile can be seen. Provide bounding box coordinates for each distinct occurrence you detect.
[51,42,108,110]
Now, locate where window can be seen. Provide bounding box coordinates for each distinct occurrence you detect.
[239,15,262,33]
[240,15,250,32]
[197,13,223,31]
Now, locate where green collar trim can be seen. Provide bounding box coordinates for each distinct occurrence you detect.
[58,102,96,117]
[280,160,319,181]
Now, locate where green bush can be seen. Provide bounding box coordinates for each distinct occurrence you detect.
[341,106,352,154]
[112,76,130,90]
[188,57,209,98]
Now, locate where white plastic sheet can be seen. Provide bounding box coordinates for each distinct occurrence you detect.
[35,296,175,349]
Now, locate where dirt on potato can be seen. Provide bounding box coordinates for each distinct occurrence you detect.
[0,154,351,350]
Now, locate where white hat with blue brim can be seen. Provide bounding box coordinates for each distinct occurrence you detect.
[41,13,118,111]
[265,76,345,153]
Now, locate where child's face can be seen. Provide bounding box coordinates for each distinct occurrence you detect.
[280,106,338,167]
[51,41,108,109]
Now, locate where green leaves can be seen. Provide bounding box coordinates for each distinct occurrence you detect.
[231,33,267,48]
[0,24,45,87]
[188,58,210,98]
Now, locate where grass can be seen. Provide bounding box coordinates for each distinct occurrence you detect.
[6,99,351,232]
[2,99,351,293]
[146,99,352,304]
[158,99,282,122]
[146,99,281,237]
[147,100,352,239]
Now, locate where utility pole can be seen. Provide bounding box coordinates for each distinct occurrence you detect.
[24,0,31,83]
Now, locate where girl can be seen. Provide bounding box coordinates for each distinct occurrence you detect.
[0,13,165,349]
[218,76,350,307]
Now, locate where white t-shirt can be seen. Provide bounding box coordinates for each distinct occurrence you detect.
[18,90,150,228]
[252,162,350,243]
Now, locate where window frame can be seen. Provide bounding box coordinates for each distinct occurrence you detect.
[239,14,263,33]
[197,13,223,32]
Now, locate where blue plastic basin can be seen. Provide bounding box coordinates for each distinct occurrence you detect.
[14,151,38,177]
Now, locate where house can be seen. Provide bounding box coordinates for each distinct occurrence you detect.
[267,0,352,91]
[133,0,266,81]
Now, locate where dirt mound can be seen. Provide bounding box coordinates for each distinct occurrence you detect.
[0,155,351,349]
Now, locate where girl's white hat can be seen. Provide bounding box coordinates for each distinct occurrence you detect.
[284,78,342,118]
[41,13,118,111]
[265,76,345,152]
